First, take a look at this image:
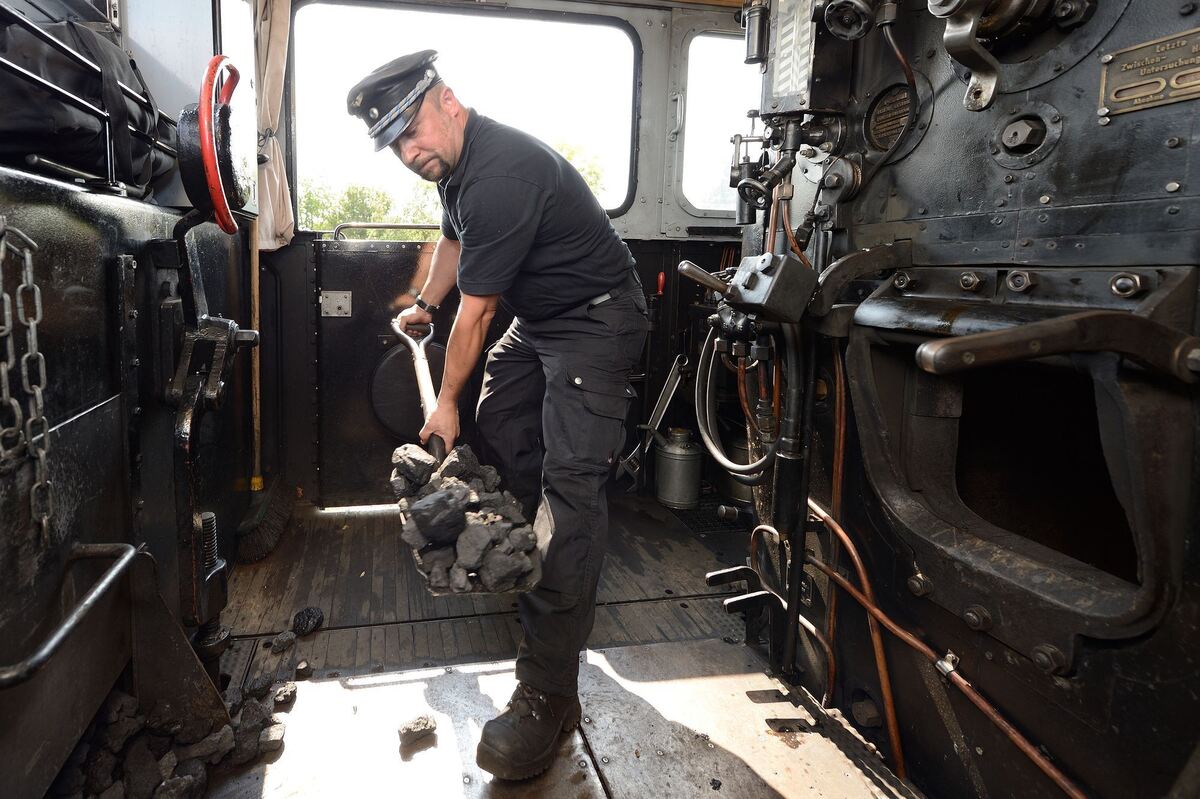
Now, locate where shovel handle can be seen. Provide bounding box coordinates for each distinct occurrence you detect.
[426,434,447,462]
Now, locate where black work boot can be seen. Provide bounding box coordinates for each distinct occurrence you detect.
[476,682,582,780]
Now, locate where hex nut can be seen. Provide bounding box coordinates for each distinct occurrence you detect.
[1185,348,1200,373]
[1110,272,1145,298]
[959,272,983,292]
[1031,644,1068,675]
[1001,118,1047,154]
[1006,270,1036,293]
[893,271,915,290]
[963,605,992,631]
[906,573,932,596]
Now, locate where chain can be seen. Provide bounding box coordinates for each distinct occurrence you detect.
[0,216,53,541]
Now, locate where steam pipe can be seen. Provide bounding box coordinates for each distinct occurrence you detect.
[808,499,906,778]
[806,551,1086,799]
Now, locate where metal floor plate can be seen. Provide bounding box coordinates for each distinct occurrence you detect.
[209,638,919,799]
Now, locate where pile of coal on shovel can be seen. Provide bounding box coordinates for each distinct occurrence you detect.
[391,443,540,594]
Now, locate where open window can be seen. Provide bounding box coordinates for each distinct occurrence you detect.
[292,2,637,238]
[678,32,762,215]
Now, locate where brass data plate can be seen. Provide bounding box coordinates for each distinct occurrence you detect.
[1100,26,1200,116]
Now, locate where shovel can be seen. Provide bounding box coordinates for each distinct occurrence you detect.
[389,318,447,462]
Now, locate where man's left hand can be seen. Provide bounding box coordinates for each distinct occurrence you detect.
[420,402,460,453]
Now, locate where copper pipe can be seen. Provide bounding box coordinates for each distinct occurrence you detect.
[750,526,834,707]
[780,199,814,268]
[808,499,906,779]
[766,185,780,254]
[772,351,782,423]
[757,361,769,402]
[826,341,847,711]
[805,555,1087,799]
[737,357,760,437]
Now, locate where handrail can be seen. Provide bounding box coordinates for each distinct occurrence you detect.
[0,543,137,688]
[331,222,440,240]
[0,2,177,127]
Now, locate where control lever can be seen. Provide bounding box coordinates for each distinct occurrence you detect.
[390,320,447,461]
[915,310,1200,384]
[679,260,733,296]
[616,354,688,488]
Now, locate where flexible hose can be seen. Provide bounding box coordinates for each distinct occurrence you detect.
[695,327,777,475]
[858,24,918,196]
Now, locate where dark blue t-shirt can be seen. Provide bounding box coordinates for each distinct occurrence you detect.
[438,111,635,321]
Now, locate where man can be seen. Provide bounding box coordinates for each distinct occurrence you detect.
[347,51,647,780]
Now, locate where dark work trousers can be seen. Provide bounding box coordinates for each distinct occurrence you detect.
[475,284,647,697]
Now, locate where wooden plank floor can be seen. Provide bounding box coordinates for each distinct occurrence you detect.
[236,595,746,685]
[225,493,747,638]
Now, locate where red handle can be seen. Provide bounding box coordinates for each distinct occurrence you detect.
[656,271,665,296]
[198,55,241,234]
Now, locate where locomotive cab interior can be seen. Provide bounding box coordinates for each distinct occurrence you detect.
[1,0,1198,798]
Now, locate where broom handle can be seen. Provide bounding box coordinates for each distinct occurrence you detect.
[250,219,263,490]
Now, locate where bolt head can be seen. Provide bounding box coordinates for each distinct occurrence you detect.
[1185,348,1200,373]
[1031,644,1068,675]
[959,272,982,291]
[1007,270,1036,292]
[892,271,914,290]
[1001,118,1047,154]
[963,605,992,631]
[1110,272,1145,298]
[907,573,932,596]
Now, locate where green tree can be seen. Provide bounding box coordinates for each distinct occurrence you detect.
[553,141,605,195]
[299,140,607,242]
[298,179,435,241]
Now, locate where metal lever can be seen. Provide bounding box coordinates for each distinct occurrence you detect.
[616,354,688,485]
[678,261,733,296]
[916,310,1200,384]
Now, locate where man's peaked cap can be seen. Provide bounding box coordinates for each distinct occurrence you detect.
[346,50,440,151]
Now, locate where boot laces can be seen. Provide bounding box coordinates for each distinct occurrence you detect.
[511,682,553,721]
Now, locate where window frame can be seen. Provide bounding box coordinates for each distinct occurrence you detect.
[672,28,757,220]
[287,0,643,234]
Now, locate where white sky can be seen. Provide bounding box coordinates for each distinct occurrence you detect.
[289,2,762,221]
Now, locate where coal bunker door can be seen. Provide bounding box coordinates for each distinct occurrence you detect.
[314,238,450,508]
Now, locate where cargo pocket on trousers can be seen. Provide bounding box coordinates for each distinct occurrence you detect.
[564,368,636,470]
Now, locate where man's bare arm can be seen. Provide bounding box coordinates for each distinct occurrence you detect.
[439,292,498,406]
[419,290,499,449]
[420,236,462,305]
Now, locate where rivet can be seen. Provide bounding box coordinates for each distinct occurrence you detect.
[1166,137,1182,148]
[601,756,610,764]
[574,377,583,385]
[1100,53,1113,63]
[1098,118,1111,126]
[1097,107,1110,117]
[1166,181,1182,193]
[1039,195,1051,204]
[1003,175,1015,184]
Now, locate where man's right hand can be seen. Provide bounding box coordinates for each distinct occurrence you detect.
[395,304,433,337]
